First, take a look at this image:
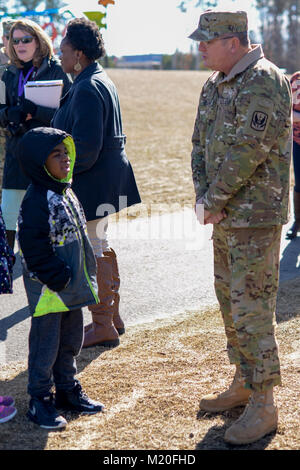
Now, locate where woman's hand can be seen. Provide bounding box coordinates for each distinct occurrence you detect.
[7,105,24,125]
[20,99,36,117]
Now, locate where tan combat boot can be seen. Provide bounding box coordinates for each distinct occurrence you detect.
[224,389,278,445]
[199,366,251,412]
[83,254,120,348]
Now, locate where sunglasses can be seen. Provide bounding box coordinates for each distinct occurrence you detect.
[12,36,34,45]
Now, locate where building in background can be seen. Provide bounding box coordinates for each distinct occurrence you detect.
[115,54,163,69]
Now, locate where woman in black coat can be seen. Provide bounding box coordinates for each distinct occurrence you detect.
[52,18,141,348]
[0,19,72,250]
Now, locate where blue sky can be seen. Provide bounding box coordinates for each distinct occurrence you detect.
[65,0,259,56]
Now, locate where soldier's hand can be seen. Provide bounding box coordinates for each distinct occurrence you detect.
[204,209,227,225]
[194,198,227,225]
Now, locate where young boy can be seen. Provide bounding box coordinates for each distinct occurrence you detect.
[17,127,104,429]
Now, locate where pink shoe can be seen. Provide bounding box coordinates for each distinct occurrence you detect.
[0,405,17,423]
[0,396,15,407]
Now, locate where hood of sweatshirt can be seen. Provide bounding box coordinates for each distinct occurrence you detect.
[18,127,76,194]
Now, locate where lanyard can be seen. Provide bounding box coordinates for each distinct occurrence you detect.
[18,66,35,97]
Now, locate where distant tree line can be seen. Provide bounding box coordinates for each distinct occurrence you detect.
[100,49,205,71]
[160,47,202,70]
[256,0,300,73]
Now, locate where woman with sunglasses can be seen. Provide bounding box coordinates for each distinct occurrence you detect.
[0,19,72,250]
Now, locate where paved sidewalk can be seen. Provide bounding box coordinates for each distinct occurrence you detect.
[0,209,299,364]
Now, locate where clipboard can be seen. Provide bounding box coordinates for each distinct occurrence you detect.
[24,80,64,108]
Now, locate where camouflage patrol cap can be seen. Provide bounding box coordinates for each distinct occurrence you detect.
[189,10,248,41]
[2,19,15,37]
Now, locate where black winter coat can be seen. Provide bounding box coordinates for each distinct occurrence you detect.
[0,56,72,189]
[52,62,141,221]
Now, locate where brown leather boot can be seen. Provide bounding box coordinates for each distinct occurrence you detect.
[199,366,251,412]
[105,248,125,335]
[83,254,120,348]
[286,190,300,239]
[224,389,278,445]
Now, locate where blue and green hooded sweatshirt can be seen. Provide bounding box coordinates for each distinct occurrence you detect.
[17,127,99,317]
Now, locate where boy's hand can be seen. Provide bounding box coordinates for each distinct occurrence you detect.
[47,265,72,292]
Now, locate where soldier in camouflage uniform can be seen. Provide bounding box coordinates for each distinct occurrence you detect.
[0,21,15,197]
[189,10,292,445]
[0,20,14,75]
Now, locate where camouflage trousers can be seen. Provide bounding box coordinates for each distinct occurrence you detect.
[212,224,282,392]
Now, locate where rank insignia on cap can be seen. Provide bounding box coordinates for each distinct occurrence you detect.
[250,111,268,132]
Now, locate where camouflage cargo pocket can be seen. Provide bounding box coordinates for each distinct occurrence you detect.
[231,227,281,301]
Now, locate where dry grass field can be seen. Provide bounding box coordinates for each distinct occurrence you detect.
[0,69,299,451]
[108,68,212,219]
[0,282,299,450]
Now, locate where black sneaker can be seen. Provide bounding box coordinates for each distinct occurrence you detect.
[27,394,67,429]
[55,382,104,414]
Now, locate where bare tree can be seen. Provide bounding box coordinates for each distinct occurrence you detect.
[256,0,300,72]
[286,0,300,73]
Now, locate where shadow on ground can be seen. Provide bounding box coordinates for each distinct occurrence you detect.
[280,236,300,282]
[0,345,113,450]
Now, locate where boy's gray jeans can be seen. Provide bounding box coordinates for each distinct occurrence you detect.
[27,308,83,397]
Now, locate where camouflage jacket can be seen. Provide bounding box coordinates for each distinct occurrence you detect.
[0,49,9,142]
[0,48,9,79]
[191,45,292,227]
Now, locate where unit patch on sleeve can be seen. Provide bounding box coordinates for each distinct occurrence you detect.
[250,111,268,132]
[243,96,274,140]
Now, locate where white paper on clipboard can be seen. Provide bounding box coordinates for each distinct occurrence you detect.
[24,80,63,108]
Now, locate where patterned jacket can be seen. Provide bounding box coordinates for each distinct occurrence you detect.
[290,71,300,146]
[17,127,99,317]
[191,45,292,227]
